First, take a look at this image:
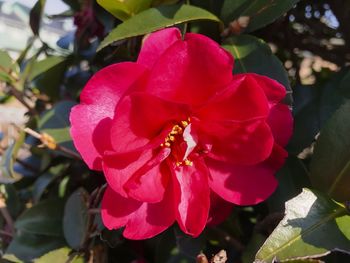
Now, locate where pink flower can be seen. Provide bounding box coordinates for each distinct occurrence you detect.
[70,28,293,239]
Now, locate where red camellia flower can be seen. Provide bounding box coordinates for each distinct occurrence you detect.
[70,28,293,239]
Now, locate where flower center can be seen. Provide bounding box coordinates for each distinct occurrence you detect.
[160,118,195,167]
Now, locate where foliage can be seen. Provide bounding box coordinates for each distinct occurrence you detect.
[0,0,350,262]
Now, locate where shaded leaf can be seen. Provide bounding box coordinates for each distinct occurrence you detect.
[29,0,46,35]
[0,132,25,183]
[32,164,69,202]
[255,189,350,262]
[268,156,311,212]
[38,101,77,153]
[98,4,221,51]
[222,35,292,104]
[287,85,320,154]
[220,0,300,32]
[15,199,64,237]
[6,231,65,261]
[0,184,22,218]
[242,233,266,263]
[63,188,89,250]
[174,226,205,259]
[339,69,350,98]
[310,100,350,201]
[28,56,70,99]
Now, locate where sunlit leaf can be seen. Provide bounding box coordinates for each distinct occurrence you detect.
[255,189,350,262]
[98,4,221,51]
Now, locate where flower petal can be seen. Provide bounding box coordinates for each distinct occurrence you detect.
[244,73,286,106]
[110,92,189,153]
[196,74,269,122]
[200,120,274,165]
[171,159,210,237]
[207,144,287,206]
[207,191,233,226]
[102,148,154,198]
[70,62,147,170]
[101,186,142,230]
[123,186,176,240]
[268,104,293,146]
[124,150,171,203]
[145,33,233,105]
[101,186,175,240]
[137,28,182,69]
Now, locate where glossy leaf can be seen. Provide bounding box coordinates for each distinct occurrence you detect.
[38,101,77,152]
[255,189,350,262]
[15,199,65,237]
[98,4,221,51]
[0,132,25,183]
[6,231,65,261]
[32,164,69,202]
[28,56,69,99]
[63,188,89,250]
[222,35,292,104]
[29,0,46,35]
[0,184,22,218]
[221,0,300,32]
[310,100,350,201]
[35,247,84,263]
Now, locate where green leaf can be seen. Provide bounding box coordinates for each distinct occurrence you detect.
[0,50,19,82]
[63,188,89,250]
[97,0,153,21]
[255,189,350,263]
[0,184,22,218]
[242,233,266,263]
[287,85,320,154]
[221,0,300,32]
[310,100,350,201]
[98,4,221,51]
[268,156,311,212]
[0,131,25,183]
[222,35,292,104]
[15,199,65,237]
[38,101,77,153]
[6,231,66,261]
[34,247,84,263]
[32,164,69,202]
[28,56,69,99]
[29,0,47,35]
[28,57,66,81]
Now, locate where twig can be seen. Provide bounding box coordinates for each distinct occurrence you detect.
[7,85,37,115]
[24,128,82,160]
